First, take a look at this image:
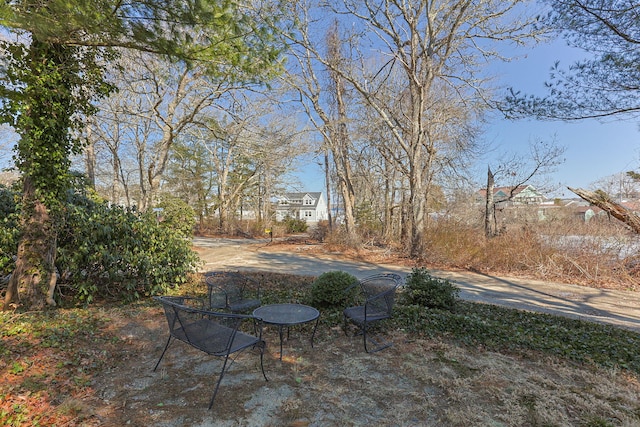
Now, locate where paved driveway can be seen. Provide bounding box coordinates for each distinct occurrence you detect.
[193,237,640,332]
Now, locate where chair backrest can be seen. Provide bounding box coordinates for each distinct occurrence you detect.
[154,295,250,356]
[205,271,258,307]
[358,273,402,314]
[156,295,202,335]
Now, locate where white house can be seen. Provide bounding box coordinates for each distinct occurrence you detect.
[274,192,328,223]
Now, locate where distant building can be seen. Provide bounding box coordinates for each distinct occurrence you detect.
[274,192,328,223]
[477,185,546,206]
[0,171,19,186]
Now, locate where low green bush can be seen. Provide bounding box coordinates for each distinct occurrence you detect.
[155,194,196,238]
[403,267,459,310]
[282,216,308,233]
[393,300,640,373]
[309,271,358,309]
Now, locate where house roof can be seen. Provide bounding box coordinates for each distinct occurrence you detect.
[281,192,322,200]
[477,185,534,198]
[620,200,640,213]
[275,192,323,209]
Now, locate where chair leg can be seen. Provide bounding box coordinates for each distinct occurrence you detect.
[363,324,392,353]
[363,323,369,352]
[208,354,231,410]
[208,343,269,410]
[342,314,349,336]
[153,336,173,371]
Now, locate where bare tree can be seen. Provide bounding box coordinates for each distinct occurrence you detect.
[592,172,640,201]
[484,137,566,236]
[166,91,305,233]
[282,13,360,244]
[324,22,360,244]
[90,50,237,210]
[314,0,543,256]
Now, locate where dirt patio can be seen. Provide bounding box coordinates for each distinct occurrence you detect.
[5,237,639,426]
[87,304,640,426]
[76,238,640,426]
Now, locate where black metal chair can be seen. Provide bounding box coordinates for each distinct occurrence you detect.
[343,273,403,353]
[153,295,268,410]
[205,271,261,313]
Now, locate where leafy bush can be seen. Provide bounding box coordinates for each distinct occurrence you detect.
[0,184,19,276]
[282,215,308,233]
[403,267,459,310]
[155,194,195,238]
[53,188,202,305]
[309,271,358,309]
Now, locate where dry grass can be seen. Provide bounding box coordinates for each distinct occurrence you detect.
[2,269,640,426]
[305,218,640,291]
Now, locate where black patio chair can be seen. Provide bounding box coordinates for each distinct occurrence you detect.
[153,295,268,410]
[343,273,403,353]
[205,271,261,313]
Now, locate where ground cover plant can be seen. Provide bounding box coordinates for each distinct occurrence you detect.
[1,271,639,426]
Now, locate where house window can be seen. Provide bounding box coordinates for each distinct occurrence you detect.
[304,198,314,205]
[304,211,313,218]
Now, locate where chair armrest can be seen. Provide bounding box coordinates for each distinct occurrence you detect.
[154,295,205,309]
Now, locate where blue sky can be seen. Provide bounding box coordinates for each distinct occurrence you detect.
[294,38,639,198]
[483,38,639,198]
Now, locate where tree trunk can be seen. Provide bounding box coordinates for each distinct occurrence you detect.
[4,39,70,310]
[409,171,426,257]
[569,187,640,233]
[326,22,359,246]
[85,119,96,188]
[324,150,333,230]
[485,166,496,237]
[3,178,57,310]
[400,190,410,249]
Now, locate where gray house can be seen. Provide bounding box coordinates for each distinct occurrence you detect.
[274,192,328,223]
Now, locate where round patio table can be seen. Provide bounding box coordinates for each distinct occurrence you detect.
[253,303,320,360]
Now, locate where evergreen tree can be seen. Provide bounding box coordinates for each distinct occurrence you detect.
[0,0,284,309]
[506,0,640,120]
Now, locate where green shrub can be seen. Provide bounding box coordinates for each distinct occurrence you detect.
[403,267,459,310]
[54,187,202,305]
[155,194,195,238]
[309,271,358,309]
[282,216,308,233]
[0,184,19,276]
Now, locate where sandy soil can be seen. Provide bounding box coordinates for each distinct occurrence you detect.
[79,238,640,426]
[86,304,640,427]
